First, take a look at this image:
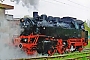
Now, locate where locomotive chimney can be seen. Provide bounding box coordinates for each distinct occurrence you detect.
[41,14,47,20]
[33,12,38,18]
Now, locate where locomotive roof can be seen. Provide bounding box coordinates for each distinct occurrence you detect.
[0,3,14,10]
[61,17,76,19]
[76,20,84,24]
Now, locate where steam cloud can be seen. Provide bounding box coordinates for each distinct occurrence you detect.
[0,25,37,59]
[14,0,39,10]
[0,0,39,59]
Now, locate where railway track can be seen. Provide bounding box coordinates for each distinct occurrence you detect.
[12,49,90,60]
[29,52,90,60]
[83,48,90,51]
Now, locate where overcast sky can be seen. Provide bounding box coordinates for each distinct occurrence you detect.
[1,0,90,21]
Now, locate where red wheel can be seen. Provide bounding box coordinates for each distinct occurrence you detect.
[24,48,37,55]
[78,47,83,52]
[26,50,37,55]
[48,49,55,56]
[57,48,64,54]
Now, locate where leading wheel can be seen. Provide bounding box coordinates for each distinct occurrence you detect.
[48,48,55,56]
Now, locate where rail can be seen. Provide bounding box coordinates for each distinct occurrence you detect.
[12,51,90,60]
[11,48,90,60]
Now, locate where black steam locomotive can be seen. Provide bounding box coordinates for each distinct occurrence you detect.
[14,12,88,56]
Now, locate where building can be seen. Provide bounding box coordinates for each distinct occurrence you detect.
[0,3,16,44]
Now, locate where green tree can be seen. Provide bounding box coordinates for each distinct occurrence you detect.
[84,22,90,35]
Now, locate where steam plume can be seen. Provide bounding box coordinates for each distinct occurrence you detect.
[14,0,39,10]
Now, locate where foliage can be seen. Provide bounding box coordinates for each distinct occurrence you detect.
[84,22,90,35]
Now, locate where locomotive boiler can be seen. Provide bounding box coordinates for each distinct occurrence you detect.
[13,12,88,56]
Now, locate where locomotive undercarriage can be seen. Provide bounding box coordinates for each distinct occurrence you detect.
[13,33,87,56]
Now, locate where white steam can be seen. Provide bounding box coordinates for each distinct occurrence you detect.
[0,21,38,59]
[0,0,40,59]
[14,0,39,10]
[0,0,39,10]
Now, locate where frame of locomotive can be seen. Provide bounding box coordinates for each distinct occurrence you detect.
[13,12,88,56]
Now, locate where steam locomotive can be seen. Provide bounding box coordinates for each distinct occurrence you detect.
[13,12,88,56]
